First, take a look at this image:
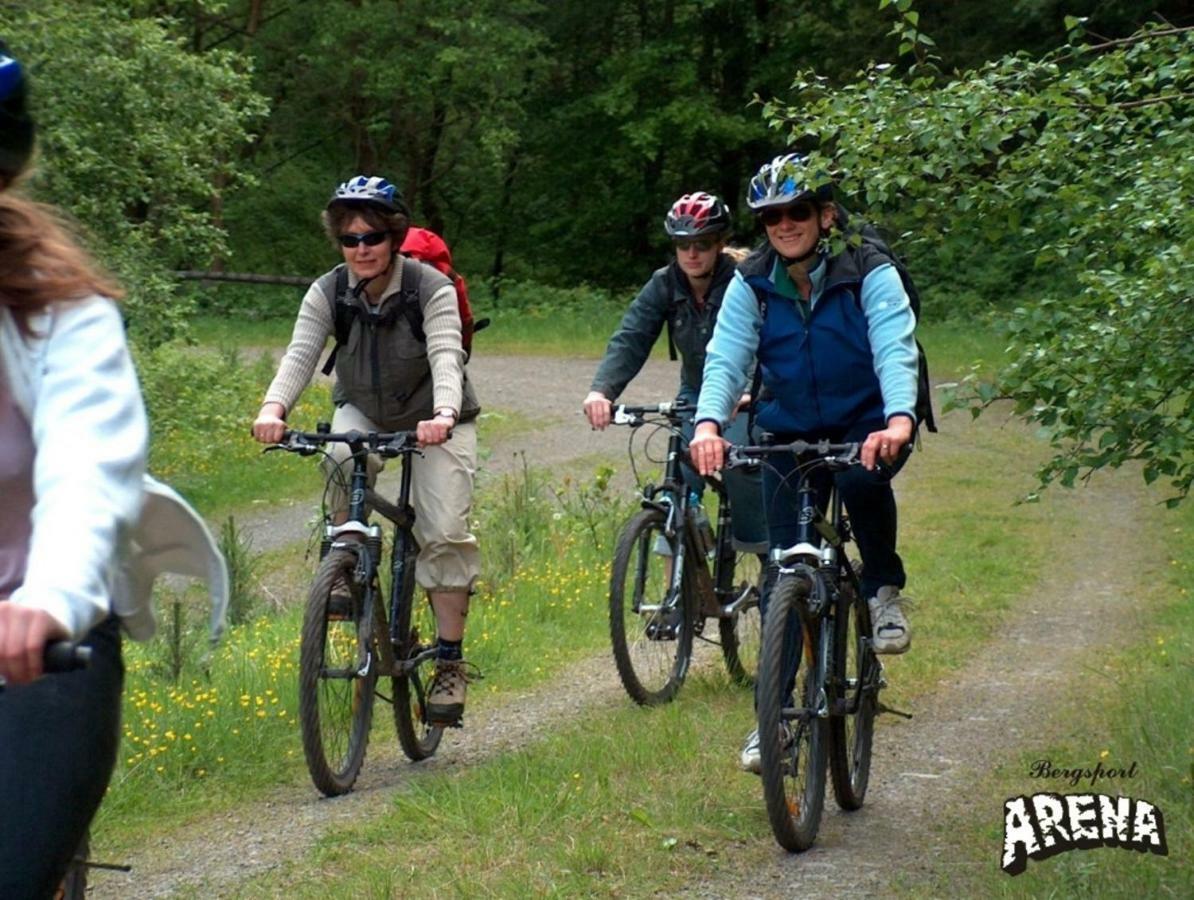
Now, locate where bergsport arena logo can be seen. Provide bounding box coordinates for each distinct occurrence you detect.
[1001,791,1168,875]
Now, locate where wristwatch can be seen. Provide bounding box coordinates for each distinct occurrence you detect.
[434,408,459,422]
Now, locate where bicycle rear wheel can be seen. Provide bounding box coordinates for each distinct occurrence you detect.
[609,507,695,705]
[829,575,877,809]
[391,529,444,760]
[719,550,764,686]
[299,549,377,796]
[757,572,827,852]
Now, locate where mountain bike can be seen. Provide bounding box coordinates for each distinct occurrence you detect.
[727,439,901,852]
[268,425,443,797]
[607,402,764,705]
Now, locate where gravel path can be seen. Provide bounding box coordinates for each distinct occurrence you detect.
[92,356,1154,897]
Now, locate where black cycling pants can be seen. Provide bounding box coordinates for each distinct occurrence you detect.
[0,616,122,899]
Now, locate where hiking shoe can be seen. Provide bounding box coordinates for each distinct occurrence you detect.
[740,727,762,773]
[869,585,911,654]
[739,723,794,775]
[426,659,471,725]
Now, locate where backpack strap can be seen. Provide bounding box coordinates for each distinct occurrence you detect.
[396,258,427,343]
[319,265,353,376]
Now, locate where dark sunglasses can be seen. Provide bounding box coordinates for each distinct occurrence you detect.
[337,229,390,249]
[758,201,817,227]
[673,237,718,252]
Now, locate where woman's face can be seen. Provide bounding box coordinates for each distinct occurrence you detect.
[338,214,399,281]
[673,236,723,281]
[762,200,835,260]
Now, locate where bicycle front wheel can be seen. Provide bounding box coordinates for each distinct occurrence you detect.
[609,507,695,705]
[391,529,444,760]
[829,576,877,809]
[719,550,764,686]
[299,549,377,796]
[757,572,827,852]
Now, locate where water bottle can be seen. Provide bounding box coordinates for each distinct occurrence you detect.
[689,491,716,559]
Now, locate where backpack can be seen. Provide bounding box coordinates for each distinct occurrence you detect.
[747,225,938,435]
[399,226,489,356]
[319,226,488,376]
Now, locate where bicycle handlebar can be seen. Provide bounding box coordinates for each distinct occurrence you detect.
[612,401,696,426]
[727,440,861,469]
[44,641,92,673]
[0,641,90,690]
[268,427,421,459]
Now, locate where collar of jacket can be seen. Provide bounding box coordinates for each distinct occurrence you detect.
[740,236,883,297]
[666,251,736,305]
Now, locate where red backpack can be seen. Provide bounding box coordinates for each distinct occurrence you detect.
[400,226,487,358]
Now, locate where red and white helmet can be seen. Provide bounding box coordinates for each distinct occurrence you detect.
[664,192,732,239]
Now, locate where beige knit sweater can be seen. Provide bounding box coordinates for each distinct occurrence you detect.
[263,260,466,417]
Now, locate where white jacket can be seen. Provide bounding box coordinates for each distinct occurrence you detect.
[0,298,227,642]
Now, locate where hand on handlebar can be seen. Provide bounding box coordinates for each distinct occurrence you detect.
[252,402,287,444]
[416,414,455,447]
[583,391,612,430]
[689,421,728,476]
[0,604,69,685]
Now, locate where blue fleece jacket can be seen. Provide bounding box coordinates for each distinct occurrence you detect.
[696,249,918,434]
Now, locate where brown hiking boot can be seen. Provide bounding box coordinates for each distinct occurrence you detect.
[426,659,471,725]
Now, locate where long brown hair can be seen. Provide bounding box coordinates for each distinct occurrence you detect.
[0,188,123,336]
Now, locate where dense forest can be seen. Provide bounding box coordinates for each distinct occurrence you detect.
[4,0,1193,497]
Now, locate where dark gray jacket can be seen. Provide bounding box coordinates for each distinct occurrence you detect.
[590,253,738,401]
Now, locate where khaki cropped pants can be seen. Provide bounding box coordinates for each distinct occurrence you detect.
[323,403,480,592]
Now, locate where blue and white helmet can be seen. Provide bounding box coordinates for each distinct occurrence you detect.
[746,153,833,211]
[0,40,34,179]
[328,175,410,216]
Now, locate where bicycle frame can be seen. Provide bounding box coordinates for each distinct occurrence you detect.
[275,427,428,680]
[614,402,743,621]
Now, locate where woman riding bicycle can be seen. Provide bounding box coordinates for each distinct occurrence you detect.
[583,191,766,549]
[252,175,481,726]
[1,40,227,896]
[689,154,921,769]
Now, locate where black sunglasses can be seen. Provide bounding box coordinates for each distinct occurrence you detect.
[758,201,817,227]
[338,229,390,249]
[674,237,718,252]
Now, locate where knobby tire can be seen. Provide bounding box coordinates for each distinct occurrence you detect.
[609,507,695,705]
[391,527,444,760]
[299,549,377,796]
[757,573,827,852]
[828,573,877,809]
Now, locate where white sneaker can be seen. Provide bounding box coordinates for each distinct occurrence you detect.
[868,586,911,654]
[739,727,761,774]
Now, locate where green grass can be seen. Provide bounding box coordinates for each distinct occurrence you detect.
[934,500,1194,898]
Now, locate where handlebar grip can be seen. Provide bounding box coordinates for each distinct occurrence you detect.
[43,642,92,673]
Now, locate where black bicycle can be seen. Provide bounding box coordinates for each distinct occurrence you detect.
[727,439,895,852]
[269,425,443,796]
[607,402,764,705]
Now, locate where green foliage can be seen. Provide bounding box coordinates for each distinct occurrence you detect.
[764,5,1194,499]
[8,0,268,346]
[218,516,262,627]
